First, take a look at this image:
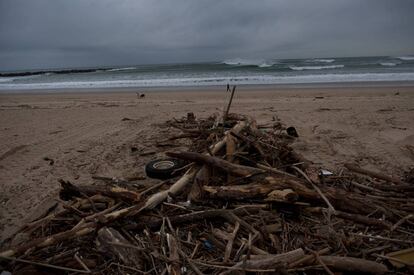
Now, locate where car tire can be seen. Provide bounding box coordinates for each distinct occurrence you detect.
[145,158,186,179]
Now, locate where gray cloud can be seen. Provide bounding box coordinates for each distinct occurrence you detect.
[0,0,413,70]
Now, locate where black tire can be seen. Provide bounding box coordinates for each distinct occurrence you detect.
[145,158,186,179]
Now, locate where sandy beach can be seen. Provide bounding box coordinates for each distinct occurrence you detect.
[0,84,413,242]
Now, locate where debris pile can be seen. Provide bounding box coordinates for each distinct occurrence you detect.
[1,112,413,274]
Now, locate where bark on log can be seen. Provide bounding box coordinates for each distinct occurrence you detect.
[319,256,388,274]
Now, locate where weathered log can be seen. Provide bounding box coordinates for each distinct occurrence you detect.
[345,163,404,185]
[203,176,392,218]
[203,183,276,200]
[166,151,263,177]
[96,227,144,269]
[59,180,140,201]
[319,256,388,274]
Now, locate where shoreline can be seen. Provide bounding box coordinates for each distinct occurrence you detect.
[1,80,414,95]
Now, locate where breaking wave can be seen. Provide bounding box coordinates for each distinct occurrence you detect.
[308,59,335,63]
[223,58,274,68]
[107,67,136,72]
[396,56,414,61]
[2,72,414,91]
[289,65,344,71]
[380,62,397,66]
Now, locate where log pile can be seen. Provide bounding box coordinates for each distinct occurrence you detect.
[1,112,413,274]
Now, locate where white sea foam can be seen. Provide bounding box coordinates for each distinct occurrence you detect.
[223,58,274,67]
[396,56,414,61]
[289,65,344,71]
[380,62,397,66]
[0,77,14,83]
[258,63,273,68]
[308,59,335,63]
[107,67,136,72]
[1,72,414,91]
[0,74,43,83]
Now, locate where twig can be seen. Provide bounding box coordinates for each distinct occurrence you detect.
[0,255,91,273]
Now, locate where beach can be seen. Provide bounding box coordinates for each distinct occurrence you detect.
[0,84,413,242]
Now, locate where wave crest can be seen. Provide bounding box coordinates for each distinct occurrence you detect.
[107,67,136,72]
[223,58,274,68]
[307,59,335,63]
[380,62,397,66]
[289,65,344,71]
[396,56,414,61]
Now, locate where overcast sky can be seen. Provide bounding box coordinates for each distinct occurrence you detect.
[0,0,413,71]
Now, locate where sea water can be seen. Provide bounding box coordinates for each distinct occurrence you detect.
[1,56,414,91]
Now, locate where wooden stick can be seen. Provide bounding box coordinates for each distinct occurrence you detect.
[0,255,91,273]
[224,222,240,263]
[223,85,236,121]
[231,248,304,269]
[288,247,330,268]
[304,207,392,229]
[167,233,181,275]
[96,227,144,269]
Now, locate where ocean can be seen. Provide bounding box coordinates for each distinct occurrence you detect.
[1,55,414,91]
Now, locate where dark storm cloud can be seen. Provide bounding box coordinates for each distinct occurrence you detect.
[0,0,413,70]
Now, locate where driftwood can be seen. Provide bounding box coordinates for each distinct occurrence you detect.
[318,256,388,274]
[202,176,390,218]
[2,111,412,274]
[232,248,304,269]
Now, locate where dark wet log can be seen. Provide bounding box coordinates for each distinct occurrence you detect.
[166,151,263,177]
[319,256,388,274]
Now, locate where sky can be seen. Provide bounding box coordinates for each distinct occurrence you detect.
[0,0,413,71]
